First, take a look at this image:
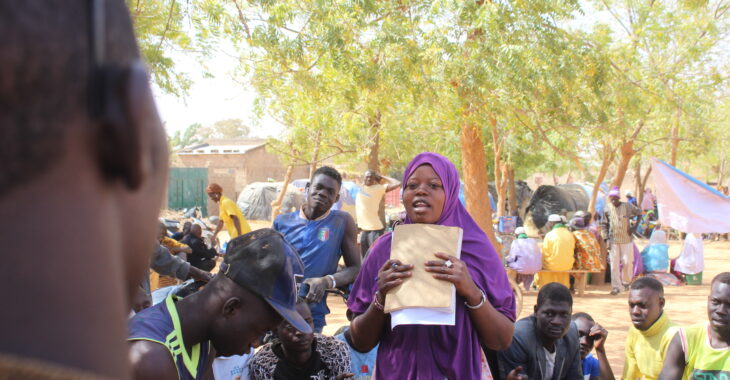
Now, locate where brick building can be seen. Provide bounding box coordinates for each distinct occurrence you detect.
[174,138,309,216]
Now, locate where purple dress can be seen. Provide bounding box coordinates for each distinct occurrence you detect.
[348,152,516,380]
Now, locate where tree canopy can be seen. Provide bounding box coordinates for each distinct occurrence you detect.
[132,0,730,232]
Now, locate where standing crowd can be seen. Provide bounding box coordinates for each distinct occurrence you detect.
[2,2,729,380]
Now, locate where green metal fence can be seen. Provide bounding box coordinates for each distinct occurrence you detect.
[168,168,208,216]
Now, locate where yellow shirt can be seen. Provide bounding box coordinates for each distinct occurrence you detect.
[623,312,677,380]
[219,195,251,239]
[542,225,575,271]
[356,184,388,231]
[161,237,188,251]
[679,323,730,380]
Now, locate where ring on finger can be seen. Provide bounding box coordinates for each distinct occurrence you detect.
[444,260,454,269]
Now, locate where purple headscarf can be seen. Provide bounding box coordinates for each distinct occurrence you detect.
[347,152,515,380]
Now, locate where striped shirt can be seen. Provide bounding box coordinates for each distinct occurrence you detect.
[602,202,641,244]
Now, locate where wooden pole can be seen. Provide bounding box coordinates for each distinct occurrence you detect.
[270,165,294,224]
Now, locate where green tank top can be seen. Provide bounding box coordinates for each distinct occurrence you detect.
[680,323,730,379]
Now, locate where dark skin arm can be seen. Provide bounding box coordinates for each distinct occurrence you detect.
[376,174,401,193]
[213,214,242,237]
[425,252,514,350]
[129,340,179,380]
[188,266,214,282]
[349,259,413,352]
[591,323,615,380]
[304,214,361,303]
[659,333,685,380]
[212,220,224,243]
[230,215,242,236]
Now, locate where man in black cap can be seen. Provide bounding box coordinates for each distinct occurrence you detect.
[129,229,311,380]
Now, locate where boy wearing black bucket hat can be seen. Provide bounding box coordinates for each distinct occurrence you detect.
[129,229,311,380]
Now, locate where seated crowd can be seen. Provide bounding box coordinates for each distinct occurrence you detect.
[132,159,730,380]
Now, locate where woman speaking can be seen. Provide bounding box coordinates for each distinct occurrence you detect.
[347,152,516,379]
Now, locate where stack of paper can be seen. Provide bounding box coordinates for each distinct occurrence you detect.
[384,224,463,328]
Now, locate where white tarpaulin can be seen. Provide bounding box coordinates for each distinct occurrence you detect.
[651,158,730,233]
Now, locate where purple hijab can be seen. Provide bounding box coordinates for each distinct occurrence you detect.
[347,152,515,380]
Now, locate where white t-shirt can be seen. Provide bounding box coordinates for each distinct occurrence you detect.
[213,353,252,380]
[356,184,388,231]
[543,347,556,380]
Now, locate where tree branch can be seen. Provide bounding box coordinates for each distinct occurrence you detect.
[265,143,310,165]
[631,119,646,139]
[231,0,252,40]
[154,0,177,58]
[368,11,393,25]
[512,110,585,173]
[600,0,633,37]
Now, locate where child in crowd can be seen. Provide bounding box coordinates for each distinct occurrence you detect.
[334,310,378,380]
[571,312,615,380]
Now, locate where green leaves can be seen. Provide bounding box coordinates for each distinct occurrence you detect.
[134,0,730,179]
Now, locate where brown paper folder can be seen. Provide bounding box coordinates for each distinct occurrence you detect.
[383,223,463,313]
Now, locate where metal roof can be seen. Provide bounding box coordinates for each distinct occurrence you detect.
[178,143,264,155]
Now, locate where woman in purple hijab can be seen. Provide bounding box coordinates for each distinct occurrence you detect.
[347,152,516,379]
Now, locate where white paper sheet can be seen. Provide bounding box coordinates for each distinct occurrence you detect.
[390,287,456,328]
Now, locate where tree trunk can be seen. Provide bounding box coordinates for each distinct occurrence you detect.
[611,120,645,189]
[588,143,613,219]
[491,119,508,218]
[461,119,500,253]
[638,166,652,206]
[635,160,642,205]
[270,165,294,223]
[507,163,518,216]
[367,111,381,172]
[611,140,636,189]
[496,163,509,218]
[589,143,613,285]
[308,130,322,180]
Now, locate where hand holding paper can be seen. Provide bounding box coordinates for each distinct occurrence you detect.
[425,252,481,306]
[375,259,413,299]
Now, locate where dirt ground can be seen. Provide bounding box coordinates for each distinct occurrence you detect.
[246,219,729,370]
